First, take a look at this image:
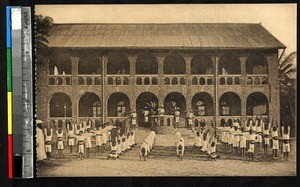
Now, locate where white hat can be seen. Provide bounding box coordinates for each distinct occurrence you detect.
[36,120,44,125]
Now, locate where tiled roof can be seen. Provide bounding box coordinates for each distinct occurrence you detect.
[47,23,286,49]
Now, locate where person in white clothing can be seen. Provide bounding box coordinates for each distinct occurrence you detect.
[248,129,257,162]
[282,125,291,161]
[140,142,149,161]
[44,128,53,159]
[142,107,150,126]
[56,128,64,158]
[36,120,46,161]
[131,110,137,128]
[262,120,271,155]
[67,122,75,154]
[176,137,185,161]
[271,124,279,157]
[174,107,180,128]
[84,128,96,157]
[187,109,194,130]
[91,126,103,154]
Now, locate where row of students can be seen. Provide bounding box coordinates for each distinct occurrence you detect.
[218,117,291,161]
[108,129,136,160]
[140,131,156,161]
[43,122,115,160]
[193,129,218,161]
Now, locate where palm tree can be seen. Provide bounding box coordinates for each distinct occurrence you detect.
[35,14,53,64]
[278,51,296,130]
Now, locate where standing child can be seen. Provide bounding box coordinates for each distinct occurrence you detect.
[262,120,271,155]
[92,126,102,154]
[271,124,279,157]
[232,126,241,155]
[255,117,263,151]
[74,131,85,160]
[174,107,180,128]
[84,128,96,157]
[240,127,248,157]
[101,124,108,151]
[56,128,64,158]
[67,122,75,154]
[248,129,257,162]
[44,128,53,159]
[282,125,290,161]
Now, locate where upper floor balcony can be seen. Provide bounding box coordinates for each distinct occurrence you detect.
[47,52,271,87]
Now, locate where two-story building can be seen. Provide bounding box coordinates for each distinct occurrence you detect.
[36,23,285,128]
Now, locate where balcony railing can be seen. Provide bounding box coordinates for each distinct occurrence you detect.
[191,75,214,85]
[49,117,102,129]
[218,74,241,85]
[106,74,130,85]
[136,75,158,85]
[246,74,268,85]
[164,75,186,85]
[78,75,102,85]
[48,75,72,85]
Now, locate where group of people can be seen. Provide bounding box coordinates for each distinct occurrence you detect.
[218,117,291,161]
[140,131,156,161]
[36,114,292,163]
[36,117,137,161]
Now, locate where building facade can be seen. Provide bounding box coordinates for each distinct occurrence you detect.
[36,23,285,128]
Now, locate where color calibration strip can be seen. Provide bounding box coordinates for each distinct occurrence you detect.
[6,6,13,179]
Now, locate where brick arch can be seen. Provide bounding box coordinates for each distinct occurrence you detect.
[163,53,186,74]
[246,92,269,116]
[218,53,241,74]
[219,91,241,116]
[191,53,214,74]
[163,92,186,117]
[77,92,102,117]
[48,92,72,118]
[191,92,214,116]
[107,92,131,117]
[107,52,130,74]
[246,53,268,74]
[136,53,158,74]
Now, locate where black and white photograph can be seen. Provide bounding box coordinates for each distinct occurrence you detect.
[35,4,297,177]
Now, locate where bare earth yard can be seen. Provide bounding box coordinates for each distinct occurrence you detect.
[37,127,296,177]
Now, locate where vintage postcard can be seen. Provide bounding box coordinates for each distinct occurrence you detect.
[35,4,296,177]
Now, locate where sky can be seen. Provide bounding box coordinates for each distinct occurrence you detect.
[36,4,297,54]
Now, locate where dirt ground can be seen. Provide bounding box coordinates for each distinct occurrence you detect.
[37,127,296,177]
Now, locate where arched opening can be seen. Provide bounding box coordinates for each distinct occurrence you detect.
[191,54,213,74]
[164,54,186,74]
[49,77,55,85]
[192,77,198,85]
[79,77,85,85]
[136,53,158,74]
[152,77,158,85]
[246,54,268,74]
[219,92,241,116]
[136,92,158,125]
[95,77,101,85]
[79,92,101,117]
[108,92,130,117]
[49,93,72,117]
[78,58,102,74]
[107,54,130,74]
[192,92,214,116]
[246,92,269,115]
[164,77,170,85]
[49,59,71,75]
[164,92,186,117]
[219,55,241,74]
[136,77,142,85]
